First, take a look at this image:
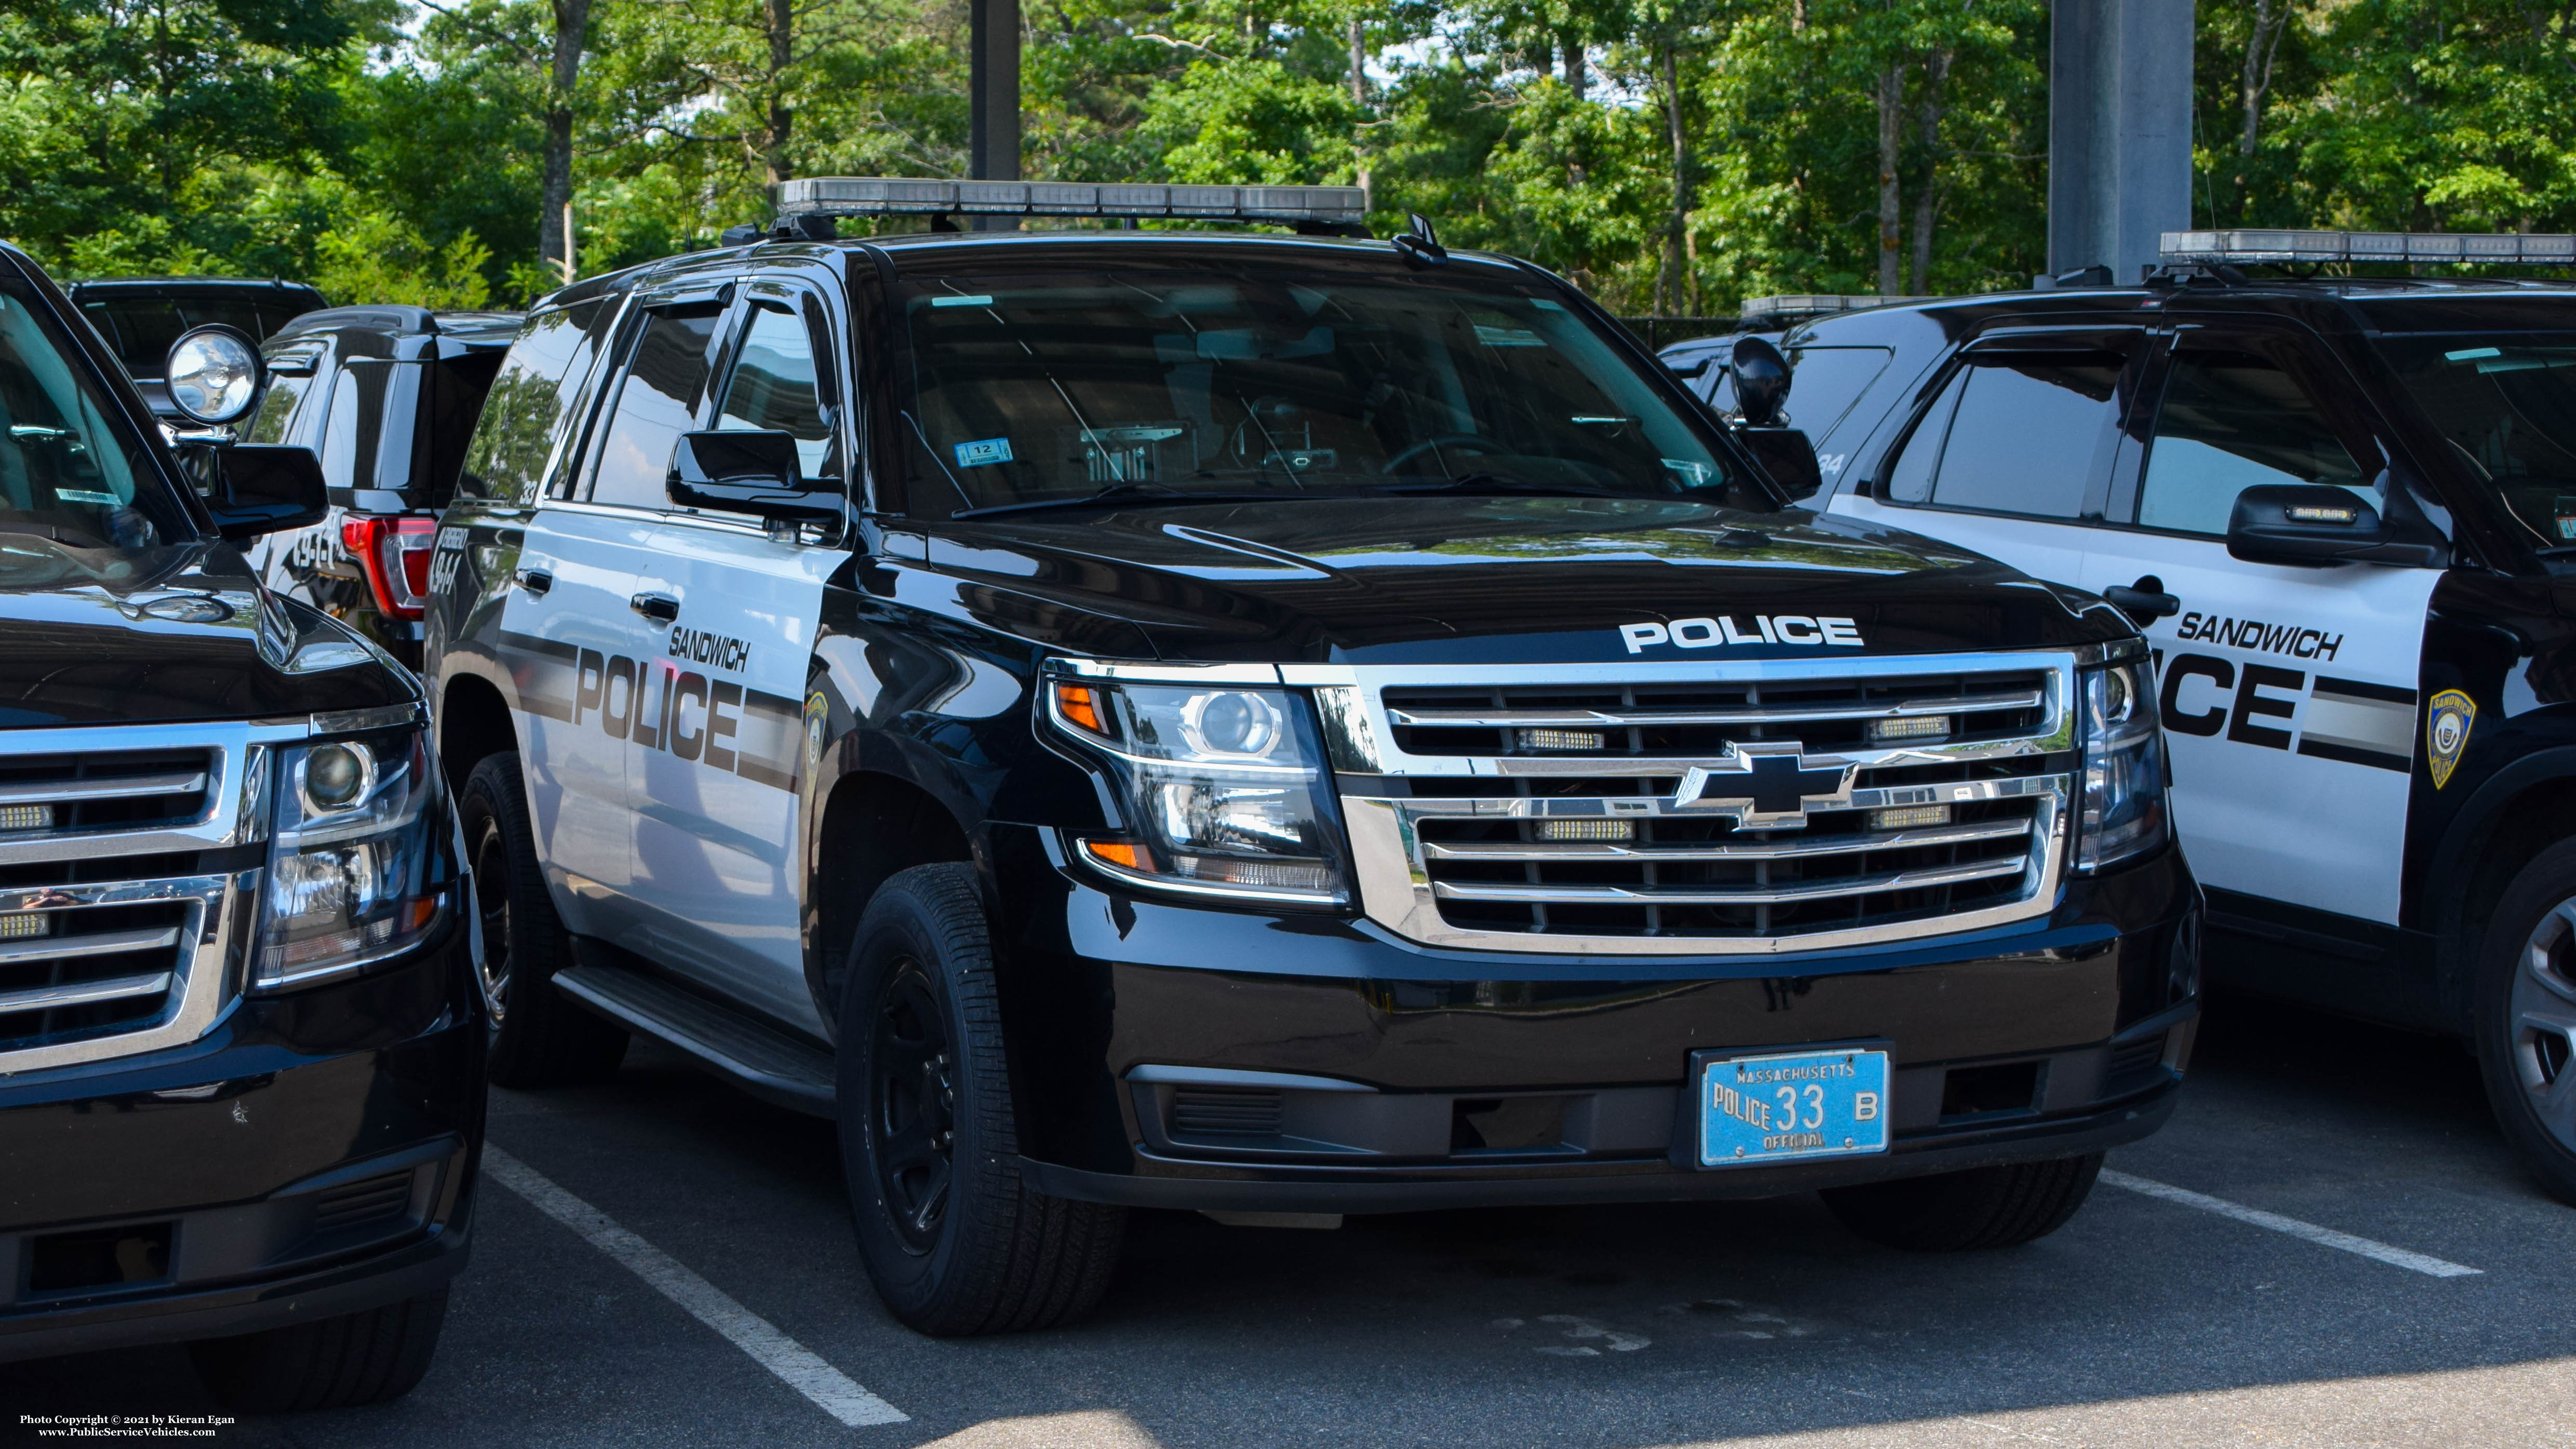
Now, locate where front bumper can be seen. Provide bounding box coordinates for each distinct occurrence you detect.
[0,924,483,1364]
[990,824,2199,1213]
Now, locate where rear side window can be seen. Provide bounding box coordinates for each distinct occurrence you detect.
[585,308,721,510]
[1883,350,2127,519]
[459,300,606,504]
[2135,347,2372,535]
[1785,345,1895,445]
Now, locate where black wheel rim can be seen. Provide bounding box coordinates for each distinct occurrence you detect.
[2513,896,2576,1154]
[870,958,955,1252]
[471,815,513,1025]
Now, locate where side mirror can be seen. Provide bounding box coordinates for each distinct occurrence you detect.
[1737,427,1822,500]
[205,445,327,539]
[2226,483,2439,567]
[164,325,263,427]
[1732,336,1792,426]
[667,430,842,524]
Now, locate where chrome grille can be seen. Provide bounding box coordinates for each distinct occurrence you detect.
[0,898,199,1052]
[0,722,285,1075]
[1293,654,2082,957]
[0,748,212,840]
[1381,670,2050,761]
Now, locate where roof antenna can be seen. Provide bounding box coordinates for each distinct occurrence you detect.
[1393,212,1447,266]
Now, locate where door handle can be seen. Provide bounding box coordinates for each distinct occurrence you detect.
[514,567,553,596]
[2103,575,2180,628]
[629,592,680,623]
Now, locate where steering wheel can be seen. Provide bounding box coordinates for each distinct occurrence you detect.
[1382,434,1509,474]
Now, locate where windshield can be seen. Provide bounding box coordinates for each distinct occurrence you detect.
[0,277,189,565]
[2382,334,2576,547]
[889,269,1753,518]
[77,294,312,378]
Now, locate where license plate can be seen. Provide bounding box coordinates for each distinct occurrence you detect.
[1697,1047,1891,1168]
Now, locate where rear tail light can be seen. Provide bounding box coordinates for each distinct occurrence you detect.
[340,514,438,621]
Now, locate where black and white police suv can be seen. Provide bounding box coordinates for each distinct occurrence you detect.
[1733,229,2576,1204]
[425,179,2200,1335]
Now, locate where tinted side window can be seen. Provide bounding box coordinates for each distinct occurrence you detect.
[247,371,312,445]
[2136,348,2371,535]
[318,366,379,492]
[586,308,721,510]
[459,300,603,504]
[715,304,834,481]
[1885,351,2124,519]
[1784,345,1895,444]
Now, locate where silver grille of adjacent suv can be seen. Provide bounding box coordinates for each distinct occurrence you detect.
[1291,653,2081,956]
[0,725,270,1075]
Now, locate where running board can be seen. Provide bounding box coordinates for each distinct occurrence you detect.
[554,951,838,1118]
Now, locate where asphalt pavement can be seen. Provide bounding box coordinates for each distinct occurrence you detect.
[12,991,2575,1448]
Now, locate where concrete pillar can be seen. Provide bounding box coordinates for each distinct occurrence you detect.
[969,0,1019,183]
[2048,0,2195,282]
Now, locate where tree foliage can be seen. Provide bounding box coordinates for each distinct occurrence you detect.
[0,0,2567,314]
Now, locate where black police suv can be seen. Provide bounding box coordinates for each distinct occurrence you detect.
[0,245,479,1408]
[1748,232,2576,1204]
[425,180,2199,1336]
[244,305,522,670]
[67,277,328,423]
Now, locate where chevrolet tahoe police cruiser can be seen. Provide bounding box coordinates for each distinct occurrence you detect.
[425,179,2199,1335]
[0,244,480,1409]
[1778,229,2576,1204]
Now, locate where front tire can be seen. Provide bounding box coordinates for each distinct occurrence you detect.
[460,753,627,1088]
[188,1289,448,1412]
[837,864,1124,1335]
[1820,1153,2103,1251]
[2472,841,2576,1205]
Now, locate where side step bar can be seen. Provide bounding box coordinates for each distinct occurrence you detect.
[554,948,838,1118]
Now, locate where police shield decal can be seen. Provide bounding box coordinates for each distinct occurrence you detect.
[2426,689,2476,789]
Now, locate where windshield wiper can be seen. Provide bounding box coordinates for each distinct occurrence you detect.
[1381,472,1636,500]
[951,484,1327,520]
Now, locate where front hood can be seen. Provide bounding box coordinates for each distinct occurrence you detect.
[916,497,2126,664]
[0,536,413,728]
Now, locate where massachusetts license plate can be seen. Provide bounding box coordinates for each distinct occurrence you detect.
[1697,1047,1891,1168]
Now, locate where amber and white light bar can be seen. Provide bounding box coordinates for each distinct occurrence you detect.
[2162,229,2576,265]
[773,177,1368,225]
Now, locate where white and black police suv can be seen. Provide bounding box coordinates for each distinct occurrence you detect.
[1705,229,2576,1204]
[426,179,2199,1335]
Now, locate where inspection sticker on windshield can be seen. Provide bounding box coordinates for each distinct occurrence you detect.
[955,437,1013,468]
[1696,1046,1889,1167]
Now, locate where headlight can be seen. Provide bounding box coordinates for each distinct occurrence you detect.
[2075,655,2169,872]
[252,725,457,991]
[1044,673,1350,906]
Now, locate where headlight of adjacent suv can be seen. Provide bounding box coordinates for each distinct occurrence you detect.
[253,725,457,991]
[1044,673,1350,907]
[2075,654,2170,872]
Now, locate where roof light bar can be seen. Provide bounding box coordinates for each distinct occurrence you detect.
[772,177,1369,226]
[2162,229,2576,266]
[1740,293,1938,324]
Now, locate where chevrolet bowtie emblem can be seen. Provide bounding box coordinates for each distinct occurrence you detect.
[1673,744,1857,828]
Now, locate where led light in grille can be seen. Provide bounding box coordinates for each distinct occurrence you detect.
[0,913,49,939]
[1868,715,1951,744]
[1871,804,1953,831]
[0,803,53,832]
[1536,819,1635,841]
[1518,728,1605,751]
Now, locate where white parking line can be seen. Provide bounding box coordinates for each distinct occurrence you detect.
[2100,1169,2482,1279]
[480,1145,909,1426]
